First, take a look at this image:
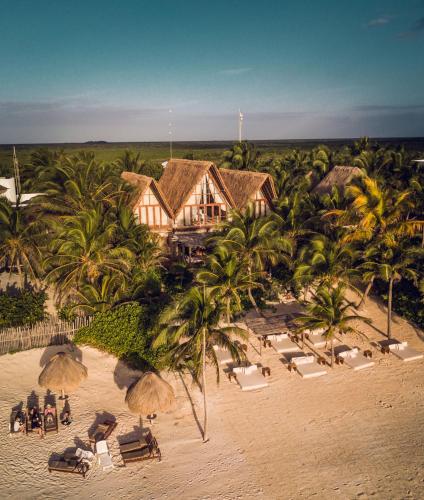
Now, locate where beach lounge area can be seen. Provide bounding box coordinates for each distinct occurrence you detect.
[1,293,424,499]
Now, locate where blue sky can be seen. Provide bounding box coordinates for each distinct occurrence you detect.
[0,0,424,142]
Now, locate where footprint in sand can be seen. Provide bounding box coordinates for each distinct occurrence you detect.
[378,400,392,409]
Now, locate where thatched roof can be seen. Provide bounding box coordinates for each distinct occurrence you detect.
[125,371,176,415]
[313,166,363,196]
[121,171,173,218]
[38,352,87,393]
[158,159,234,215]
[219,169,276,208]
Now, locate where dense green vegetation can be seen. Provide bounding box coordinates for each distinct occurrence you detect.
[0,138,423,360]
[0,289,46,328]
[1,137,423,437]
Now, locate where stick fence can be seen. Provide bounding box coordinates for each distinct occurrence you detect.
[0,316,92,355]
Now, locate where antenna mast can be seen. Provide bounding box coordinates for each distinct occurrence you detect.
[238,109,243,143]
[12,146,21,199]
[169,109,173,159]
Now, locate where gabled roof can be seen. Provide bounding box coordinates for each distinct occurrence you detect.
[219,168,276,208]
[121,171,173,218]
[157,159,235,216]
[313,166,363,196]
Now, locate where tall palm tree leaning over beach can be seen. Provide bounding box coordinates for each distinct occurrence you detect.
[296,284,370,367]
[154,286,248,442]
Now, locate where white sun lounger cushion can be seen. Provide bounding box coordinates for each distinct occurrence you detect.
[338,348,359,359]
[213,345,233,365]
[308,333,328,348]
[267,334,288,341]
[389,341,423,361]
[305,328,325,335]
[232,365,268,390]
[338,349,374,370]
[293,356,315,366]
[293,356,327,379]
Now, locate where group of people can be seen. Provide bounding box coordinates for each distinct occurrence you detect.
[13,403,72,438]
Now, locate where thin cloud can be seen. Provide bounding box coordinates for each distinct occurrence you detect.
[366,15,393,27]
[398,16,424,38]
[218,67,252,76]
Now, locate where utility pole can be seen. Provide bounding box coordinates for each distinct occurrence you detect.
[238,109,243,143]
[12,146,21,199]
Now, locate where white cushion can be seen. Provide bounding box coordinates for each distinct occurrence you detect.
[233,366,245,374]
[96,440,108,455]
[268,333,288,341]
[244,365,258,375]
[339,348,358,358]
[294,356,314,366]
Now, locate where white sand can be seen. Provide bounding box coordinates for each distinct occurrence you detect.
[1,294,424,500]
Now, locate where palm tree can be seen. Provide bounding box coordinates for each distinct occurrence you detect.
[197,245,260,324]
[155,286,248,441]
[327,175,423,243]
[212,204,292,312]
[71,275,123,314]
[221,141,260,171]
[297,284,370,366]
[294,233,358,297]
[0,197,42,286]
[45,207,133,302]
[361,237,422,338]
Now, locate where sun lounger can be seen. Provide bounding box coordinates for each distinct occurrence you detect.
[304,329,327,348]
[387,341,423,362]
[267,333,300,353]
[25,407,43,435]
[336,348,374,370]
[43,406,58,434]
[88,419,117,443]
[212,345,234,365]
[232,364,269,391]
[96,440,114,471]
[291,355,327,379]
[120,433,161,464]
[48,458,89,477]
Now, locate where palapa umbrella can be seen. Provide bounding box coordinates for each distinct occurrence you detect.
[125,371,175,423]
[38,352,88,399]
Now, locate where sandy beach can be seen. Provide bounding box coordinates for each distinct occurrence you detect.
[1,294,424,500]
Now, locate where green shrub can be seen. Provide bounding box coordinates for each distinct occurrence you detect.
[0,289,47,328]
[74,303,167,369]
[374,278,424,329]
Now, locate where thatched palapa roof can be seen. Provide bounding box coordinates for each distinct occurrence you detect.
[38,352,88,393]
[125,371,176,415]
[158,159,234,215]
[121,171,173,218]
[219,168,276,208]
[313,166,363,196]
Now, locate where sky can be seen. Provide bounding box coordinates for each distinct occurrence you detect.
[0,0,424,143]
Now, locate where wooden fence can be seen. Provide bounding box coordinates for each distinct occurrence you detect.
[0,316,92,355]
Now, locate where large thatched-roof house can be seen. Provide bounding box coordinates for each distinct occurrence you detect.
[313,166,363,196]
[122,159,276,235]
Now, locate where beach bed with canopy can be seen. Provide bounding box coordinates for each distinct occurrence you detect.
[230,364,270,391]
[289,354,327,379]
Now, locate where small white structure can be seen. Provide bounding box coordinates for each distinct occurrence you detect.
[0,177,42,205]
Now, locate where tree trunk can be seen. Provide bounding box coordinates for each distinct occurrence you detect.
[387,277,393,339]
[331,337,334,368]
[16,258,23,288]
[247,264,260,314]
[358,277,374,310]
[202,328,208,442]
[226,297,231,326]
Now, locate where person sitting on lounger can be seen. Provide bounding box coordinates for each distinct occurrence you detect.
[30,407,44,438]
[61,411,72,426]
[13,413,25,433]
[44,404,56,424]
